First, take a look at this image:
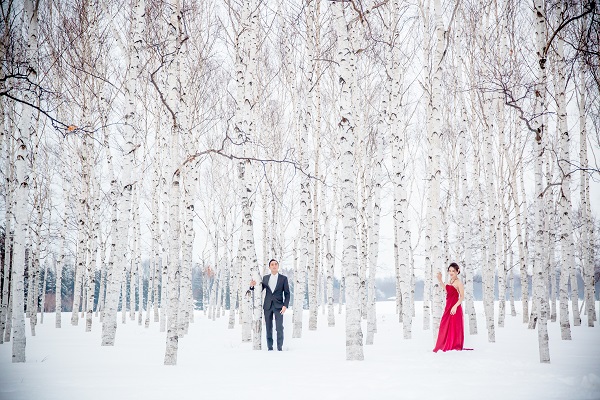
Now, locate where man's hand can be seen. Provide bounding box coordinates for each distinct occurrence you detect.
[249,280,256,287]
[280,306,287,315]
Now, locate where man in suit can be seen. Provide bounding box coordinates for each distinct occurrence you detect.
[249,259,290,351]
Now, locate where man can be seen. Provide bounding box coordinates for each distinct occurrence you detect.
[249,259,290,351]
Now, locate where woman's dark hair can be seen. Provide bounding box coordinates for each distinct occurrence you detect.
[268,259,278,266]
[448,262,460,275]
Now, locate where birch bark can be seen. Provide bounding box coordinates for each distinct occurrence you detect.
[332,1,363,360]
[429,0,445,341]
[101,0,143,346]
[1,134,14,341]
[578,62,592,327]
[532,0,550,363]
[11,0,39,362]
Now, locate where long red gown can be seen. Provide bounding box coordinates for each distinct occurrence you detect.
[433,284,466,352]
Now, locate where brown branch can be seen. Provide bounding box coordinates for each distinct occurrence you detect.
[175,133,317,182]
[441,0,462,64]
[544,1,596,57]
[1,91,91,136]
[149,64,177,123]
[0,72,30,83]
[501,89,537,134]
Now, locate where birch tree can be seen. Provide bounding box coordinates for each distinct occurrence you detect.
[531,0,550,363]
[427,0,445,341]
[233,0,262,350]
[163,0,185,365]
[332,0,363,361]
[553,3,573,338]
[102,0,144,347]
[11,0,39,362]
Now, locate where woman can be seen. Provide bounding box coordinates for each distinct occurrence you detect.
[433,262,469,352]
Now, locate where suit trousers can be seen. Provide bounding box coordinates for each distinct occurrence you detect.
[264,306,284,350]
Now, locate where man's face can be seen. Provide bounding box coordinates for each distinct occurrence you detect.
[269,261,279,275]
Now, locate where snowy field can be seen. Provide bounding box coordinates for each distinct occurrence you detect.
[1,301,599,400]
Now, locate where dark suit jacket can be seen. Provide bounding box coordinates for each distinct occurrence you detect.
[259,274,290,311]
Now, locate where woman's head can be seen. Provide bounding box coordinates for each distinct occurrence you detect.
[448,262,460,276]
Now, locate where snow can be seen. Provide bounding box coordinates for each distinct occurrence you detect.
[1,301,599,400]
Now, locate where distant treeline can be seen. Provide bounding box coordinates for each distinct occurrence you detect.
[17,261,598,314]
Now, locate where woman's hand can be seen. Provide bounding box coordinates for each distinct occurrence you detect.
[436,271,442,282]
[450,305,458,315]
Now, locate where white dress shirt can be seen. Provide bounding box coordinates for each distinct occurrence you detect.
[268,273,279,293]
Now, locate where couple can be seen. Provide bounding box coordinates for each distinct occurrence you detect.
[249,259,468,353]
[249,259,290,351]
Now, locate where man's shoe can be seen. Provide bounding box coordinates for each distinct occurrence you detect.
[268,348,273,351]
[277,348,282,351]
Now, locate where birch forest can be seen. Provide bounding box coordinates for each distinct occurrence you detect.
[1,0,599,367]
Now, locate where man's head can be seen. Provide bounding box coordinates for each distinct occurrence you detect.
[268,259,279,275]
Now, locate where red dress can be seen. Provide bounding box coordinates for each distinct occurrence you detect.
[433,284,466,352]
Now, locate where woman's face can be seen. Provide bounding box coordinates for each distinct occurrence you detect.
[448,266,458,278]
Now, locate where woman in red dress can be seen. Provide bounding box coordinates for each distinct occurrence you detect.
[433,262,468,352]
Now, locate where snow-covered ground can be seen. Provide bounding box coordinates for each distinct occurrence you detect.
[1,301,599,400]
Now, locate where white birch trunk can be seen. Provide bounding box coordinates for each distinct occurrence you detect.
[456,52,477,333]
[473,135,488,326]
[511,151,528,324]
[419,0,432,332]
[121,262,128,324]
[28,187,43,336]
[509,235,516,316]
[101,0,143,346]
[0,134,14,342]
[2,112,14,342]
[179,35,194,335]
[292,226,304,335]
[56,226,65,329]
[394,209,401,321]
[164,133,181,364]
[532,0,550,363]
[304,2,317,331]
[159,115,170,334]
[163,0,184,365]
[520,162,530,322]
[498,201,508,328]
[96,238,106,319]
[332,1,363,360]
[324,185,335,327]
[578,61,592,327]
[482,94,497,342]
[135,185,142,326]
[293,120,309,338]
[71,137,88,327]
[129,186,138,322]
[228,237,239,330]
[497,85,508,328]
[366,121,384,345]
[147,147,159,327]
[150,117,161,325]
[545,151,557,324]
[358,164,369,321]
[12,124,30,361]
[428,0,444,341]
[235,0,262,350]
[40,262,47,325]
[11,0,38,362]
[389,0,411,338]
[85,144,98,332]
